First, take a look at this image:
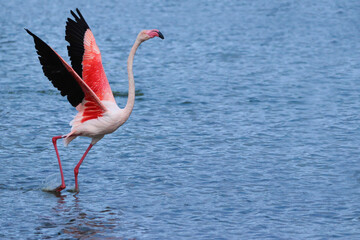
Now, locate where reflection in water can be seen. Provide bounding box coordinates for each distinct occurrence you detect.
[35,193,126,239]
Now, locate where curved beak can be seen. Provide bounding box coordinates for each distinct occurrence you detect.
[157,31,164,39]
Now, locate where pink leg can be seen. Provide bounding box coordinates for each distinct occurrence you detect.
[74,143,93,192]
[52,135,66,192]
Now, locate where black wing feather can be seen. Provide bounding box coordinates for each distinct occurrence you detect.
[25,28,85,107]
[66,8,90,78]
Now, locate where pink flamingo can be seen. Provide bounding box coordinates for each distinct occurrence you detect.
[25,9,164,192]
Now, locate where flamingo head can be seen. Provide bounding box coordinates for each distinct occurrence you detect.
[137,29,164,42]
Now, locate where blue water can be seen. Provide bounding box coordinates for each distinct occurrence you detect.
[1,0,360,239]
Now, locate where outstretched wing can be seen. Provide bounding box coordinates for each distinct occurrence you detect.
[26,29,106,112]
[66,8,115,103]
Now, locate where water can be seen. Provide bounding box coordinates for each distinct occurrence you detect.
[1,0,360,239]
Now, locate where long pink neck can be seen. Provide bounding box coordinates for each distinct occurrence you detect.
[124,39,141,116]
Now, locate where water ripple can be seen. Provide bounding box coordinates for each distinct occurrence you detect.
[1,0,360,239]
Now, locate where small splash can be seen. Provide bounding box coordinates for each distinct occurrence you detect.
[41,173,62,192]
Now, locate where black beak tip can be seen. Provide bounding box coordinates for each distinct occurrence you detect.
[158,31,164,39]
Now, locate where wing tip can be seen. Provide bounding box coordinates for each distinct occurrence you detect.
[70,10,78,20]
[76,8,85,21]
[69,8,88,26]
[25,28,34,37]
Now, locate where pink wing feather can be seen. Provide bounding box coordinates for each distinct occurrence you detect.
[66,9,116,123]
[82,30,115,102]
[81,30,116,123]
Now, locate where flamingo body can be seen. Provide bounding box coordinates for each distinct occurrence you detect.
[69,101,124,146]
[26,8,164,192]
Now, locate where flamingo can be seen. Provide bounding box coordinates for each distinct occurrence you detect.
[25,8,164,192]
